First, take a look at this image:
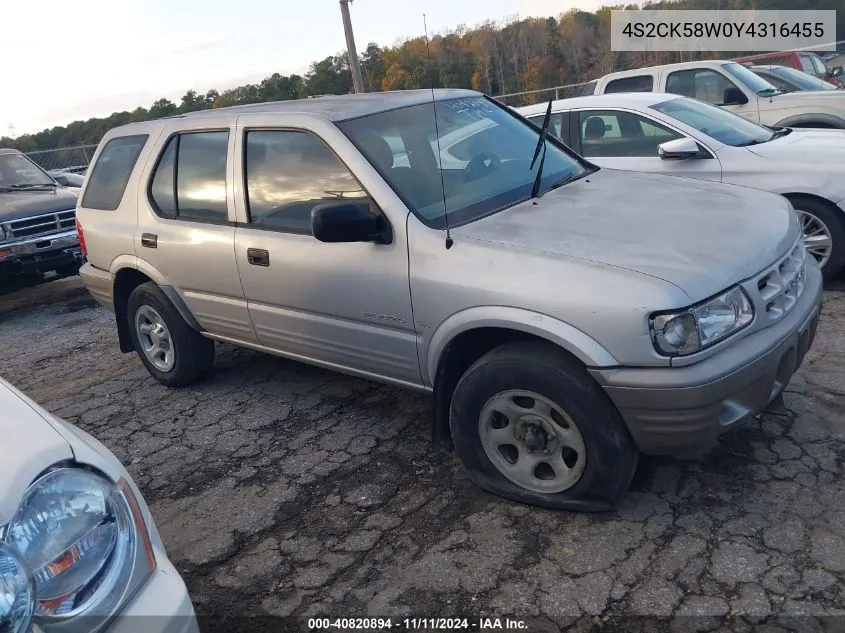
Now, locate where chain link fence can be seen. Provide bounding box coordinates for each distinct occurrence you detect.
[24,145,97,173]
[494,81,598,108]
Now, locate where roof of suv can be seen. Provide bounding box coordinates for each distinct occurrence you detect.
[0,148,22,155]
[165,89,480,122]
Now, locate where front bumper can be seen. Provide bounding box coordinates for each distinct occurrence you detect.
[590,261,823,456]
[0,229,83,278]
[102,546,199,633]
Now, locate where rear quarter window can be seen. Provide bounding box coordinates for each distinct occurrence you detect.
[81,135,148,210]
[605,75,654,93]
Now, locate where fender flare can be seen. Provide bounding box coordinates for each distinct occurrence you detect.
[110,256,203,333]
[774,113,845,129]
[425,306,619,386]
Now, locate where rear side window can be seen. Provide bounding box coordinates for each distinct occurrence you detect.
[799,55,816,74]
[81,135,148,210]
[149,131,229,222]
[605,75,654,93]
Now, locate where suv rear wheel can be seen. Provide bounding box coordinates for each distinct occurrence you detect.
[127,282,215,386]
[449,341,639,511]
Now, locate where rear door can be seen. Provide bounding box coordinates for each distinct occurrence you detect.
[134,117,256,342]
[569,108,722,182]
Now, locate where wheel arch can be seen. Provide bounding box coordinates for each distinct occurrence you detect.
[111,258,203,353]
[773,114,845,129]
[426,307,618,444]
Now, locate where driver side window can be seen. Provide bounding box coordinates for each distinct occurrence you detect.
[666,69,740,106]
[244,130,369,234]
[577,110,681,158]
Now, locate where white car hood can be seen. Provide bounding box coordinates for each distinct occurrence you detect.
[0,378,73,526]
[768,91,845,108]
[747,128,845,162]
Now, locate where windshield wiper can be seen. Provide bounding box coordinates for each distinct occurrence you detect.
[770,127,792,140]
[7,183,58,190]
[757,88,786,97]
[530,100,554,198]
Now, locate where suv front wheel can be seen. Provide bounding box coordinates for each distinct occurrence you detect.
[449,341,639,511]
[127,282,215,386]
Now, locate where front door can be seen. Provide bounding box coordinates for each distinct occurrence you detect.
[231,124,421,386]
[664,68,759,123]
[572,109,723,182]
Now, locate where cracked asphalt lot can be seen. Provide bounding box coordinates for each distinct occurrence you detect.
[2,276,845,632]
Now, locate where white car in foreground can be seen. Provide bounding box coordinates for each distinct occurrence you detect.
[0,377,197,633]
[518,93,845,279]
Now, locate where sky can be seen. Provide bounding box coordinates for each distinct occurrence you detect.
[1,0,607,137]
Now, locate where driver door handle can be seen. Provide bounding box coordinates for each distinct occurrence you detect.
[247,248,270,267]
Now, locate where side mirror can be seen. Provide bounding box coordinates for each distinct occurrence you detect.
[53,174,69,186]
[722,86,749,105]
[831,66,843,77]
[658,137,701,160]
[311,201,390,244]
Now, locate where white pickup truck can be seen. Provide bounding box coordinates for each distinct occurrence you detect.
[590,59,845,129]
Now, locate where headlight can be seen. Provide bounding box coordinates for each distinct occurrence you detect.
[0,543,34,633]
[2,468,156,632]
[651,286,754,356]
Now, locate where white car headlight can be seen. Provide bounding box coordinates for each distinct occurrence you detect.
[1,467,156,632]
[651,286,754,356]
[0,543,34,633]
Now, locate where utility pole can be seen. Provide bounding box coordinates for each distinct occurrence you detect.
[339,0,366,93]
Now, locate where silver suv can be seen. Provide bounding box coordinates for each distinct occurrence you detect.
[76,90,822,510]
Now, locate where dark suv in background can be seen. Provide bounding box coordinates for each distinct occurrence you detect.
[0,148,83,290]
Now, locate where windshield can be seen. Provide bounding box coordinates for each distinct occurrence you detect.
[771,65,837,91]
[0,153,55,188]
[651,97,774,147]
[337,96,589,228]
[721,62,782,95]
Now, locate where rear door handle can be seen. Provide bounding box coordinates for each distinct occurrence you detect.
[141,233,157,248]
[247,248,270,267]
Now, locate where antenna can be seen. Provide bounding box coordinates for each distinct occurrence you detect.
[423,13,453,250]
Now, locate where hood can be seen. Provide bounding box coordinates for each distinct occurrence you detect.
[747,127,845,162]
[0,378,73,525]
[770,90,845,106]
[0,187,78,222]
[452,170,799,301]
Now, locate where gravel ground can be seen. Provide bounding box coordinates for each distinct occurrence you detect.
[1,275,844,632]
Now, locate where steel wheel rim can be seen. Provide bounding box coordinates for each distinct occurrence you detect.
[796,208,833,269]
[478,389,587,494]
[135,305,175,372]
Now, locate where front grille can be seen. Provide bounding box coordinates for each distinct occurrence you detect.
[753,241,806,322]
[2,209,76,240]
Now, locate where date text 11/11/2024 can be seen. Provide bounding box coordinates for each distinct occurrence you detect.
[307,618,529,630]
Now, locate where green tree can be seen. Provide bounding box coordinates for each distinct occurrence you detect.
[149,98,177,119]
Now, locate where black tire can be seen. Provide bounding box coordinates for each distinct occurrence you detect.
[787,195,845,280]
[449,341,639,512]
[126,282,215,387]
